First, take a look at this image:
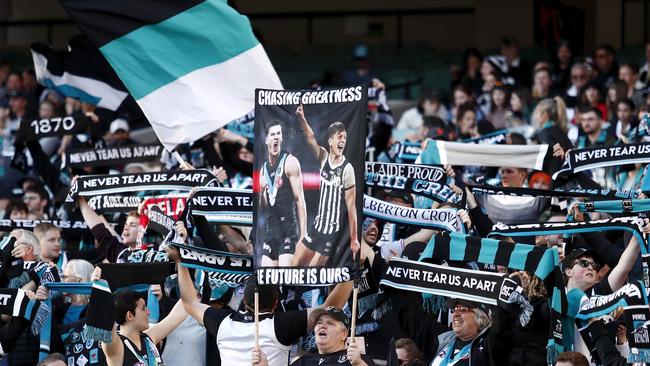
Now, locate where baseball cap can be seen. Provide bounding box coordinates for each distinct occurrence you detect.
[562,248,602,270]
[310,306,350,330]
[110,118,130,134]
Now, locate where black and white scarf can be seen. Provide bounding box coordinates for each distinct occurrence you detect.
[363,195,464,233]
[189,187,253,226]
[380,257,533,325]
[83,262,175,343]
[365,162,461,203]
[86,195,142,214]
[171,242,252,286]
[468,184,638,200]
[553,142,650,179]
[420,139,550,170]
[0,288,49,335]
[489,217,648,254]
[0,219,95,233]
[568,282,650,363]
[62,144,163,168]
[60,170,216,218]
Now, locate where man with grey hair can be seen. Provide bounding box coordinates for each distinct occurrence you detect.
[9,229,40,261]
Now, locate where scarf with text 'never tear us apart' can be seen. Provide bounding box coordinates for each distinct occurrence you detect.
[421,232,565,364]
[380,257,533,325]
[553,142,650,179]
[58,170,217,219]
[188,187,253,226]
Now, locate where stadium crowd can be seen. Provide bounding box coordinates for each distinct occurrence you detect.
[0,34,648,366]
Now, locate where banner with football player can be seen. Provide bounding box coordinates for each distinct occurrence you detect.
[253,87,367,285]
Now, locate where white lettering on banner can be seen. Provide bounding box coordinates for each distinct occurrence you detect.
[364,195,459,230]
[0,219,90,230]
[0,294,11,306]
[257,267,351,285]
[180,247,252,268]
[573,143,650,163]
[256,87,363,106]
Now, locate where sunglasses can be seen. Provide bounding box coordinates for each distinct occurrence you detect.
[450,305,472,314]
[575,259,602,272]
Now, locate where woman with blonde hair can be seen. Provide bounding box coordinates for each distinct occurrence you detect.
[531,96,574,175]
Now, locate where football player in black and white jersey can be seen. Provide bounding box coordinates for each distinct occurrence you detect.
[259,119,307,266]
[293,105,360,267]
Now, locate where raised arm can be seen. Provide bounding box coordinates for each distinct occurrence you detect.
[608,232,641,291]
[296,105,327,162]
[144,299,187,344]
[78,195,109,229]
[306,280,353,329]
[164,245,209,325]
[285,155,307,243]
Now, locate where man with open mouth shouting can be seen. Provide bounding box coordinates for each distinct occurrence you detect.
[290,306,374,366]
[259,118,307,267]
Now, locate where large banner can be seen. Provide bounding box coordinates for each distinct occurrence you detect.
[253,87,367,285]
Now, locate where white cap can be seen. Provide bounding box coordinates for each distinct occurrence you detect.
[109,118,129,134]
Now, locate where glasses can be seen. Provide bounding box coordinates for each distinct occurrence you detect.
[62,275,83,283]
[450,305,472,314]
[576,259,602,272]
[22,195,39,201]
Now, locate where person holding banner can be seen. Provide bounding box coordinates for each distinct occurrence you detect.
[288,306,374,366]
[259,118,307,267]
[164,244,352,366]
[293,105,359,267]
[77,191,139,263]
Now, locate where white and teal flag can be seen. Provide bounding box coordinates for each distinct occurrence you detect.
[59,0,283,150]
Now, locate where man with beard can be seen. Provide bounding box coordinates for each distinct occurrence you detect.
[259,119,307,266]
[293,105,359,267]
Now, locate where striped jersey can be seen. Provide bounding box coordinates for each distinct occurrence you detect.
[314,154,355,235]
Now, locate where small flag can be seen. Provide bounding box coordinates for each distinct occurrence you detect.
[31,35,129,111]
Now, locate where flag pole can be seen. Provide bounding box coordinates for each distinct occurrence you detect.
[254,288,260,348]
[350,285,358,341]
[172,151,188,168]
